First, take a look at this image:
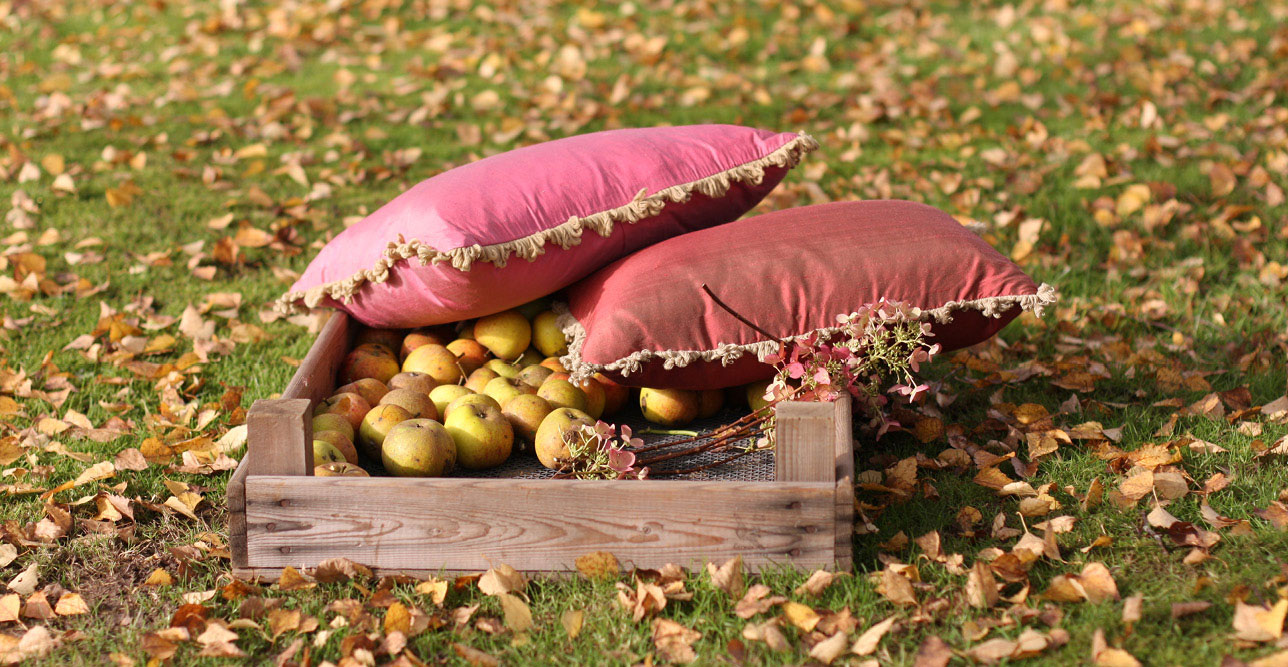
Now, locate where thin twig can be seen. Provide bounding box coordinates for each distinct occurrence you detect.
[701,283,783,341]
[648,449,759,476]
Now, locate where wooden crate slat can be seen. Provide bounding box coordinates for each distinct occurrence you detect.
[246,399,313,477]
[831,398,855,567]
[283,310,350,404]
[775,402,836,483]
[244,476,838,572]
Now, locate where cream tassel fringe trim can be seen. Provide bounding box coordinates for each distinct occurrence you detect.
[555,283,1058,382]
[273,132,820,314]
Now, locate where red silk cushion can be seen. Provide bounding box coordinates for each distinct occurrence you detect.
[558,200,1056,390]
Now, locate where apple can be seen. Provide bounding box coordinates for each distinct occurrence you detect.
[312,413,355,442]
[382,418,457,477]
[334,378,390,407]
[484,358,521,379]
[595,373,630,417]
[428,384,472,418]
[354,328,404,354]
[698,389,724,419]
[473,310,531,360]
[313,439,347,465]
[313,429,358,464]
[746,380,773,412]
[445,392,502,421]
[388,371,437,395]
[379,388,438,421]
[483,376,536,408]
[502,394,553,445]
[339,343,400,385]
[445,402,514,470]
[531,310,568,357]
[357,404,412,460]
[516,365,554,389]
[446,338,490,375]
[639,388,699,427]
[515,297,551,321]
[540,357,568,373]
[514,348,544,368]
[314,392,372,430]
[537,379,588,413]
[465,367,501,393]
[402,343,463,385]
[314,462,369,477]
[534,408,596,469]
[572,377,606,419]
[400,327,453,360]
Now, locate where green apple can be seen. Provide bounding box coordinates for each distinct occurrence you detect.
[445,392,502,421]
[312,439,347,464]
[531,310,568,357]
[357,404,412,460]
[639,388,699,427]
[484,358,521,379]
[516,364,554,389]
[382,418,457,477]
[445,403,514,470]
[473,310,531,361]
[312,413,355,442]
[483,376,536,408]
[534,408,596,469]
[428,384,473,418]
[745,380,773,412]
[537,379,588,413]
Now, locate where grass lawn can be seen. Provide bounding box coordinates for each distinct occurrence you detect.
[2,0,1287,664]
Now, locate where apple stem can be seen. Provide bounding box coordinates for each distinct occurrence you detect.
[637,428,699,437]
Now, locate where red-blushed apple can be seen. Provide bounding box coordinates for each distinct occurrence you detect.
[334,378,390,407]
[483,376,537,408]
[571,377,606,419]
[313,439,347,465]
[745,380,772,412]
[483,358,521,379]
[314,392,372,430]
[473,310,531,360]
[515,297,550,321]
[444,392,502,421]
[445,402,514,470]
[531,310,568,357]
[400,327,453,360]
[698,389,724,418]
[312,413,355,442]
[357,404,412,460]
[402,343,463,385]
[354,328,403,354]
[502,394,553,445]
[379,388,438,421]
[428,385,472,418]
[595,373,629,416]
[516,365,554,389]
[539,357,568,373]
[534,407,596,469]
[339,343,400,385]
[313,429,359,464]
[314,462,369,477]
[537,379,588,413]
[639,388,699,427]
[388,371,437,395]
[446,338,490,375]
[382,418,457,477]
[465,367,501,393]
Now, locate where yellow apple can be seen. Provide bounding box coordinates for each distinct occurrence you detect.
[313,429,358,464]
[388,371,437,395]
[314,392,372,430]
[473,310,531,360]
[312,413,355,442]
[444,392,502,421]
[534,408,596,469]
[595,373,630,417]
[333,378,390,407]
[314,462,369,477]
[446,338,490,375]
[514,348,544,368]
[400,326,454,360]
[382,418,457,477]
[483,376,536,408]
[465,367,501,393]
[484,358,521,379]
[379,388,438,421]
[540,357,568,373]
[445,403,514,470]
[531,310,568,357]
[639,388,699,427]
[357,404,412,460]
[502,394,553,445]
[401,343,463,386]
[339,343,400,385]
[515,365,554,389]
[313,439,347,465]
[746,380,773,412]
[537,379,588,413]
[428,384,472,418]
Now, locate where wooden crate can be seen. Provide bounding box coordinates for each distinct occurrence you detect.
[228,311,855,579]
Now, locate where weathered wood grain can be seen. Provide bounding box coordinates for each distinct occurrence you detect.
[282,309,350,405]
[775,402,836,484]
[247,399,313,477]
[227,449,252,570]
[831,398,855,567]
[244,476,837,572]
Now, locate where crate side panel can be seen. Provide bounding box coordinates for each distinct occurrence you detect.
[244,477,837,572]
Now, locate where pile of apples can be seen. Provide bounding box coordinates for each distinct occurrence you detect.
[310,300,754,478]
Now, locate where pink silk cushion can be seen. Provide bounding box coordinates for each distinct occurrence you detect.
[275,125,816,328]
[558,200,1056,390]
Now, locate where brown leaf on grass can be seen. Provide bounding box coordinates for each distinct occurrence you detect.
[653,618,701,663]
[1254,502,1288,529]
[53,592,88,616]
[478,564,525,596]
[267,608,300,640]
[809,631,848,665]
[1233,599,1288,642]
[312,557,372,583]
[1091,628,1141,666]
[21,592,54,620]
[1119,471,1155,502]
[452,642,499,666]
[1044,562,1119,603]
[781,601,821,632]
[574,551,620,580]
[561,609,583,639]
[8,563,38,596]
[414,578,448,606]
[794,569,836,597]
[967,628,1068,664]
[1122,594,1143,630]
[878,565,918,606]
[617,579,667,622]
[0,594,19,623]
[276,566,315,591]
[967,560,1001,608]
[2,626,58,662]
[1171,601,1212,619]
[706,555,744,598]
[498,593,533,633]
[851,616,897,656]
[143,569,172,587]
[734,584,784,619]
[914,635,953,667]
